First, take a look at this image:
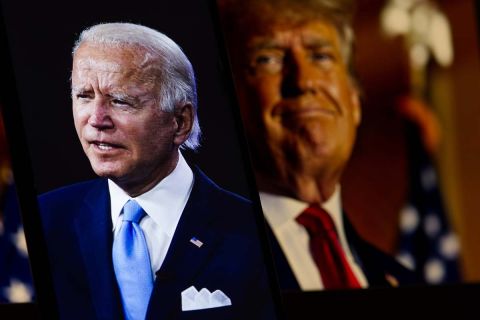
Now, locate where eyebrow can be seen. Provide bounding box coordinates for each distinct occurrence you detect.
[71,86,90,95]
[71,87,138,102]
[249,37,334,51]
[249,39,286,51]
[107,92,138,103]
[302,35,335,49]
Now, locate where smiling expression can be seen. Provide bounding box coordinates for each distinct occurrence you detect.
[71,43,182,195]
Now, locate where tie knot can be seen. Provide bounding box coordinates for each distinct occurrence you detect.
[296,204,336,234]
[122,200,145,223]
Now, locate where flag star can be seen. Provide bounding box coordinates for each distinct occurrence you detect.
[399,205,420,233]
[11,227,29,258]
[424,213,441,238]
[3,279,33,303]
[439,233,460,259]
[424,258,445,284]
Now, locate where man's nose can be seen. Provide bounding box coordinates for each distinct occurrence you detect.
[88,100,114,130]
[281,52,321,98]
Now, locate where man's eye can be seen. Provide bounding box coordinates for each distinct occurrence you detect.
[112,99,129,106]
[250,53,283,74]
[255,55,275,65]
[76,93,92,100]
[311,51,335,64]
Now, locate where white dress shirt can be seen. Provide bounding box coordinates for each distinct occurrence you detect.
[109,152,194,279]
[260,187,368,290]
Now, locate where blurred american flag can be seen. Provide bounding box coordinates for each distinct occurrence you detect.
[396,123,461,285]
[0,174,34,303]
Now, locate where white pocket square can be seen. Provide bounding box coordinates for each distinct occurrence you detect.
[181,286,232,311]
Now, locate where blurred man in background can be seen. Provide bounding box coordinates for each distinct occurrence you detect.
[218,0,416,291]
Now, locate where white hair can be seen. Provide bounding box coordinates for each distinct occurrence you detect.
[73,22,201,150]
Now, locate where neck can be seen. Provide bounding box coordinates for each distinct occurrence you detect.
[115,151,180,198]
[255,170,339,204]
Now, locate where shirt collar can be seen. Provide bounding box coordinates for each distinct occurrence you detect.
[259,186,347,247]
[109,152,194,237]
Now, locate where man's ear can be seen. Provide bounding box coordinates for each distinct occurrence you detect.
[173,103,194,146]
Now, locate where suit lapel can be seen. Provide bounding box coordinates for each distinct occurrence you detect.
[343,213,391,287]
[265,223,301,291]
[266,208,393,290]
[74,179,123,319]
[146,169,223,319]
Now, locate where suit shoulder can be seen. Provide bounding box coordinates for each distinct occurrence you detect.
[40,179,105,196]
[191,168,260,230]
[193,167,252,205]
[39,179,105,204]
[345,219,420,286]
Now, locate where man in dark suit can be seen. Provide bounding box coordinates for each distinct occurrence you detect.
[218,0,416,291]
[39,23,275,319]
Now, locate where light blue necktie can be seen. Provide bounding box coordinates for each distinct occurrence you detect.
[112,200,154,320]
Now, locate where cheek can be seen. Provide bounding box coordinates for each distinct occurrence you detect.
[247,76,281,111]
[133,116,174,150]
[72,100,93,119]
[333,116,358,162]
[72,105,86,135]
[331,73,355,106]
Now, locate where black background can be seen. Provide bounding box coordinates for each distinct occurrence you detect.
[1,0,251,197]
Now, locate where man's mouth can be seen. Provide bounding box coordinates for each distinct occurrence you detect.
[273,96,341,120]
[90,141,123,151]
[279,107,336,118]
[97,143,114,151]
[273,105,338,123]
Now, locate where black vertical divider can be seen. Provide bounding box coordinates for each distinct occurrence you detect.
[0,5,58,320]
[207,0,286,319]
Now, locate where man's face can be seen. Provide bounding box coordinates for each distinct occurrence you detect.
[231,18,360,200]
[71,43,180,194]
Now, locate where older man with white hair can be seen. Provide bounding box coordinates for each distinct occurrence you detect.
[39,22,275,320]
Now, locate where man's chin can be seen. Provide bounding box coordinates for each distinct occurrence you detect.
[89,163,125,180]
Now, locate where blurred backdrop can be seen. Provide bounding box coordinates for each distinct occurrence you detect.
[341,0,480,284]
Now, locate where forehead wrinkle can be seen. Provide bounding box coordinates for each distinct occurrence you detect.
[71,44,163,104]
[250,36,333,52]
[74,61,157,95]
[249,38,285,51]
[249,22,337,46]
[75,56,123,73]
[300,33,334,47]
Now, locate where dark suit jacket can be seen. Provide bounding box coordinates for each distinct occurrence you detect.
[267,210,418,291]
[39,168,276,319]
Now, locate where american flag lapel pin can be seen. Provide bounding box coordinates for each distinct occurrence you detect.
[190,237,203,248]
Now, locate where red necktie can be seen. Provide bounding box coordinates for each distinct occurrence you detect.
[296,204,361,289]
